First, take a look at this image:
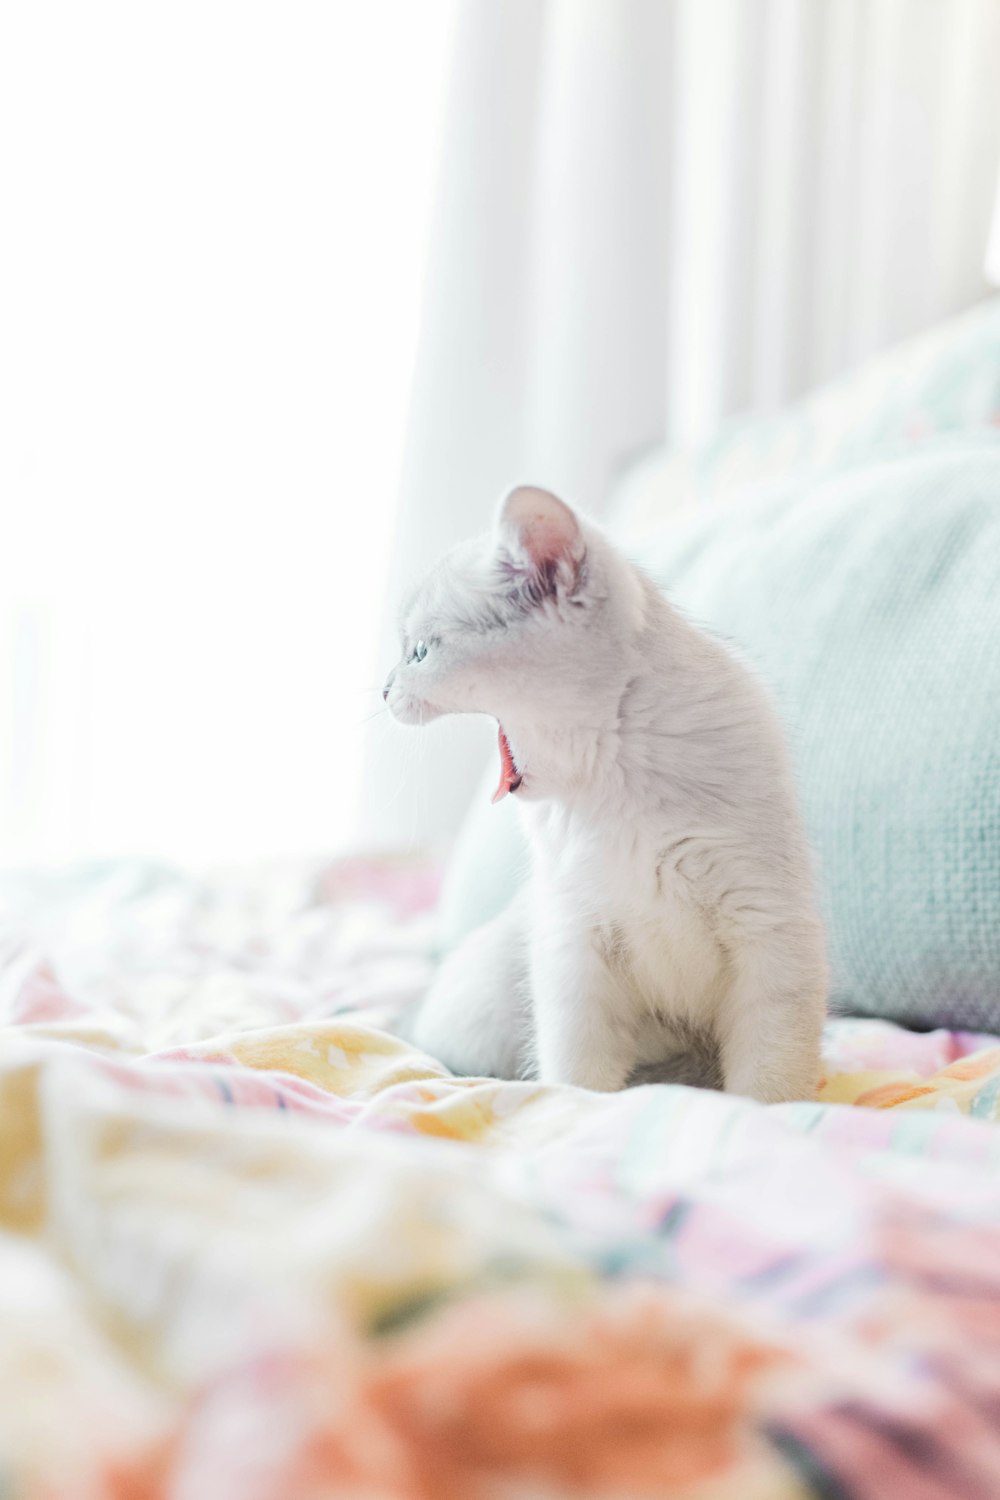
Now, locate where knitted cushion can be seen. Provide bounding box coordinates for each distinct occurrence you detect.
[437,440,1000,1030]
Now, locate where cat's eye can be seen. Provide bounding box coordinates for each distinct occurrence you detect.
[412,640,428,663]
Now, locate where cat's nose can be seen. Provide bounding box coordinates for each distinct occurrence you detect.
[382,668,395,702]
[382,687,389,702]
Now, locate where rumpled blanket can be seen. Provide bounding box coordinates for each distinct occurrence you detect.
[1,856,999,1499]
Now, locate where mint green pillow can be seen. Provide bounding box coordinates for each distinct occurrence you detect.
[438,441,1000,1031]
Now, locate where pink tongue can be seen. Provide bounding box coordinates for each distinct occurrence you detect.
[492,725,522,803]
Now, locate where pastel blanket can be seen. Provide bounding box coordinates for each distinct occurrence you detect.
[1,857,1000,1499]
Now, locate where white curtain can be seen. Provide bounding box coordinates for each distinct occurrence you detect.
[366,0,1000,849]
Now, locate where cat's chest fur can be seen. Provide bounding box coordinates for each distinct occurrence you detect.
[524,802,728,1024]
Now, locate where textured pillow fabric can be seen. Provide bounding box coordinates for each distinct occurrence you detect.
[437,440,1000,1030]
[613,295,1000,538]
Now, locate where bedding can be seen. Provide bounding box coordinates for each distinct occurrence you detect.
[2,856,1000,1498]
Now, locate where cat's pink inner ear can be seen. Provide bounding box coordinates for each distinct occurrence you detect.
[497,486,583,571]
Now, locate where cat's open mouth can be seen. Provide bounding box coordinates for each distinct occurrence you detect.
[491,724,522,803]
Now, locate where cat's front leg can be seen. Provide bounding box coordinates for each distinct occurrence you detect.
[530,925,635,1091]
[718,925,826,1103]
[403,893,531,1080]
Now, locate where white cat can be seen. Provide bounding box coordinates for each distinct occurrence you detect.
[384,486,827,1101]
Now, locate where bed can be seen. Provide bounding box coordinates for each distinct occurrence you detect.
[2,854,1000,1499]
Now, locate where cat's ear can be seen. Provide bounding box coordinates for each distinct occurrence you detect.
[495,486,585,593]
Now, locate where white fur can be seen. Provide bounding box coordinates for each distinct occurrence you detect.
[385,486,827,1101]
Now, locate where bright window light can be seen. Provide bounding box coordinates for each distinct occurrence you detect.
[0,1,456,866]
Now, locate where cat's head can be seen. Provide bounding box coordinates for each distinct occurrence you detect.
[383,486,643,795]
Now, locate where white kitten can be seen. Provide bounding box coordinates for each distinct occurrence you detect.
[384,486,826,1101]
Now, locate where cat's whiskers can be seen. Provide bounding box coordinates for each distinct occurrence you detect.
[358,705,388,726]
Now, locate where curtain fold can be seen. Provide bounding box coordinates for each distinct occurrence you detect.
[367,0,1000,847]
